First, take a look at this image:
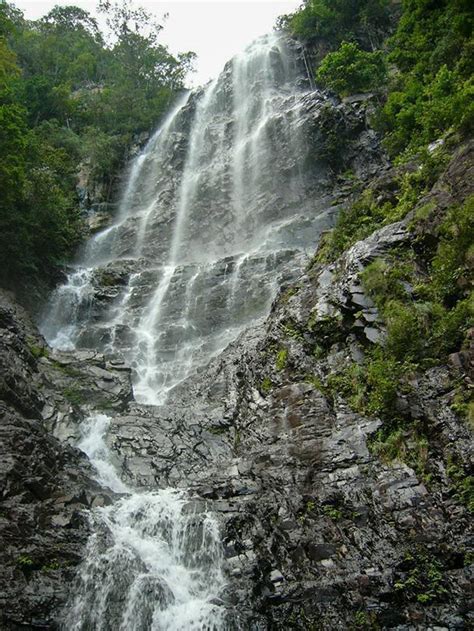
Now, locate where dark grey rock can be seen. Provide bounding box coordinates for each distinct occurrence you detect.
[0,301,102,629]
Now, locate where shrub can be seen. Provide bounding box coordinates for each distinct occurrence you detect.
[361,259,412,307]
[378,0,474,157]
[315,164,436,264]
[316,41,387,97]
[393,549,447,604]
[370,425,429,477]
[431,196,474,304]
[384,300,425,362]
[276,348,288,371]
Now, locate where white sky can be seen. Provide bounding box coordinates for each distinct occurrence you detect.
[13,0,302,85]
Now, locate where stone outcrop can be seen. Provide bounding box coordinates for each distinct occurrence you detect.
[35,144,472,628]
[41,56,387,386]
[0,291,128,629]
[0,117,472,630]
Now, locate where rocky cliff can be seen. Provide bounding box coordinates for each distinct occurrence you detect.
[0,105,472,630]
[0,291,132,628]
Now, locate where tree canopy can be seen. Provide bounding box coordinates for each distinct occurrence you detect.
[0,1,195,293]
[282,0,473,158]
[279,0,392,51]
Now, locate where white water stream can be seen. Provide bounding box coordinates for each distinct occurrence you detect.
[42,32,331,630]
[65,414,226,630]
[40,33,321,406]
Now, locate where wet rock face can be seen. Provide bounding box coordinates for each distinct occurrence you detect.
[0,404,94,630]
[2,94,472,631]
[159,342,470,629]
[0,291,120,629]
[87,147,472,628]
[39,349,133,443]
[41,35,388,407]
[204,149,472,629]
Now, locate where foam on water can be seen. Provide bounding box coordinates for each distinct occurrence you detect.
[66,414,226,630]
[40,33,318,405]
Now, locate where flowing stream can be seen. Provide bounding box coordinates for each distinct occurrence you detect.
[42,32,333,630]
[41,33,329,405]
[66,414,226,631]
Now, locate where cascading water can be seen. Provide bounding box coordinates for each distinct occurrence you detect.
[66,414,226,630]
[41,32,336,629]
[41,32,332,406]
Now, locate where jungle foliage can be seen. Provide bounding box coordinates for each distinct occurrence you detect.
[283,0,473,491]
[0,1,194,290]
[283,0,473,157]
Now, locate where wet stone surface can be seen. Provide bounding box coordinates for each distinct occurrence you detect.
[1,80,473,631]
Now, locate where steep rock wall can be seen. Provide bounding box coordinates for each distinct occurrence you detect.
[0,291,133,629]
[0,83,472,631]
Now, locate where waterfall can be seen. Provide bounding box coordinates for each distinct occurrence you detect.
[41,33,336,629]
[65,414,226,631]
[40,32,329,406]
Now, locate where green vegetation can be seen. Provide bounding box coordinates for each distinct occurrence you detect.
[280,286,299,303]
[95,400,116,411]
[27,341,49,359]
[17,554,62,573]
[393,549,447,604]
[353,610,379,630]
[304,374,325,392]
[362,198,474,363]
[378,0,473,157]
[283,0,472,159]
[428,196,474,305]
[260,376,273,395]
[62,385,85,405]
[370,426,430,479]
[281,319,304,341]
[316,41,387,97]
[16,554,34,567]
[321,198,473,415]
[0,1,194,292]
[278,4,474,499]
[322,503,342,521]
[326,351,409,419]
[307,185,472,488]
[42,559,61,572]
[317,196,472,481]
[446,458,474,512]
[276,348,289,371]
[314,151,450,264]
[297,495,355,524]
[51,360,84,377]
[307,312,344,355]
[279,0,391,51]
[452,387,474,428]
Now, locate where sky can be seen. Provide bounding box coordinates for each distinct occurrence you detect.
[13,0,302,86]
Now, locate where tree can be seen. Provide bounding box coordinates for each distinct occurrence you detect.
[0,0,196,292]
[316,41,387,96]
[41,5,102,40]
[281,0,391,51]
[379,0,474,156]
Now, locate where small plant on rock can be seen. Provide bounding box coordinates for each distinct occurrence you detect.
[393,549,447,604]
[260,377,273,395]
[16,554,34,567]
[276,348,288,371]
